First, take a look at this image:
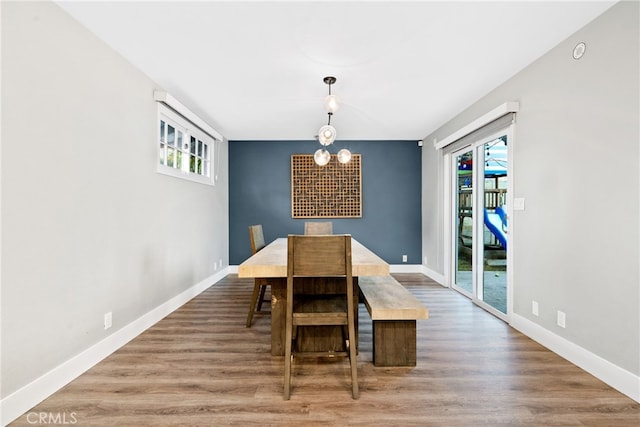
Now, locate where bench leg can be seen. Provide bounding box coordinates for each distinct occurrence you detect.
[372,320,417,367]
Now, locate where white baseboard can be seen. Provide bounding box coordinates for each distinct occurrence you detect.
[1,269,229,426]
[421,265,446,286]
[389,264,424,273]
[511,313,640,403]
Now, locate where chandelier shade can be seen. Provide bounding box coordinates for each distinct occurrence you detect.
[318,124,336,146]
[324,94,341,113]
[337,148,352,164]
[313,148,331,166]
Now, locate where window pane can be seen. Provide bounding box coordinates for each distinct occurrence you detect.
[158,105,217,185]
[167,125,175,146]
[167,147,175,167]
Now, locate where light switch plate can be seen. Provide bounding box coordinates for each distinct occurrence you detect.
[513,197,525,211]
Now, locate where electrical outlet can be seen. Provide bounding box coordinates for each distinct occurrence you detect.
[402,255,408,263]
[532,301,539,316]
[104,312,112,330]
[557,310,566,328]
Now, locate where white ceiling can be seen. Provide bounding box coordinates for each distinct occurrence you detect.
[56,1,615,141]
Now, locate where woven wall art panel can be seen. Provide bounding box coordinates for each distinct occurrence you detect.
[291,154,362,218]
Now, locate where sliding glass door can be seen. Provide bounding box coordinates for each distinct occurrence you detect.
[451,132,509,318]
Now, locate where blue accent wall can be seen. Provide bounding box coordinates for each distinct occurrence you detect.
[229,140,422,265]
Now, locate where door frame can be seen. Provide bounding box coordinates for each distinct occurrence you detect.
[443,125,514,321]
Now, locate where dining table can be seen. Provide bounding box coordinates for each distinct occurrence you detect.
[238,236,389,356]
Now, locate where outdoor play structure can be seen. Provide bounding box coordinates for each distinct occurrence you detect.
[457,137,508,251]
[484,205,507,249]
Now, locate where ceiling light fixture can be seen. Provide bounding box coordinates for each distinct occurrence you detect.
[314,76,351,166]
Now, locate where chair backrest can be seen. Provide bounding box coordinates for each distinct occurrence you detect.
[287,234,352,278]
[304,221,333,235]
[248,224,266,254]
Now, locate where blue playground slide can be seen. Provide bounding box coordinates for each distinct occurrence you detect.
[484,206,507,249]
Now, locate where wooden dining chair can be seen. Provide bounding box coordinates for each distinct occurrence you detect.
[304,221,333,235]
[283,234,359,400]
[246,224,270,328]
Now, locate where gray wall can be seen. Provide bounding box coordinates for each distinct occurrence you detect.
[1,1,229,397]
[422,1,639,375]
[229,140,422,265]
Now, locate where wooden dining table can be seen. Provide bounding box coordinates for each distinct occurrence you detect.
[238,237,389,356]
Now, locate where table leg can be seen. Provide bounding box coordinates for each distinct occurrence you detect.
[270,278,286,356]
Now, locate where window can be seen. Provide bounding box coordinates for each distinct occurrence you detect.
[157,103,216,186]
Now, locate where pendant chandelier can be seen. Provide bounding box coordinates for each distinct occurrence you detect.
[314,76,351,166]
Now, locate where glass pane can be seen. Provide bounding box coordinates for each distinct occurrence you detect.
[455,150,473,294]
[177,151,182,169]
[159,143,165,165]
[197,158,202,174]
[167,125,175,146]
[198,140,203,156]
[203,160,210,177]
[160,120,165,142]
[204,143,208,159]
[177,131,183,150]
[482,137,507,314]
[167,147,175,167]
[190,136,196,154]
[190,155,196,173]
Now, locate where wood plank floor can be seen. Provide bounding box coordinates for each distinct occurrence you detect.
[10,274,639,426]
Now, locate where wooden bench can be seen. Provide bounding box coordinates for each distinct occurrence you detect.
[358,275,429,367]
